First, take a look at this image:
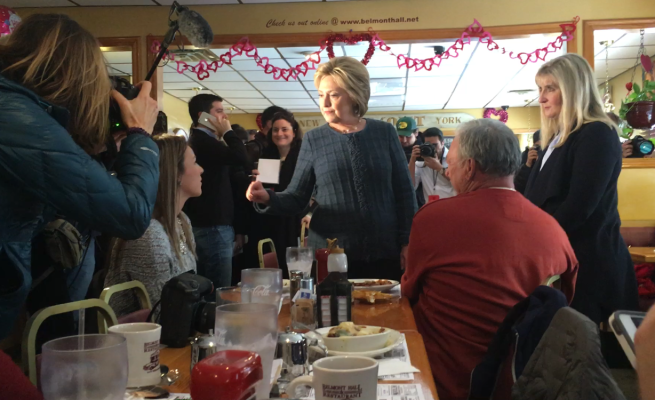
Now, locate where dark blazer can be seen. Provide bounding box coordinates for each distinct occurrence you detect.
[524,122,639,324]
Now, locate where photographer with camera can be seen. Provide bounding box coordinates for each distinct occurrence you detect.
[514,130,542,194]
[0,14,160,339]
[409,127,455,203]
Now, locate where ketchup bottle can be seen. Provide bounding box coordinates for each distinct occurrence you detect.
[315,238,338,284]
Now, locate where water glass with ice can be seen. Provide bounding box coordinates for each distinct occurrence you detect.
[240,268,283,310]
[214,303,279,399]
[286,247,314,278]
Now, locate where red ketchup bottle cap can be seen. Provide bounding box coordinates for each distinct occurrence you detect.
[191,350,263,400]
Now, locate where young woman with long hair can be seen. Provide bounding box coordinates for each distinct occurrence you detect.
[105,134,203,316]
[0,14,160,339]
[524,53,639,325]
[245,110,304,277]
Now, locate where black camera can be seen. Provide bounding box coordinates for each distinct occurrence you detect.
[419,143,436,158]
[629,135,654,158]
[109,76,140,134]
[160,272,216,348]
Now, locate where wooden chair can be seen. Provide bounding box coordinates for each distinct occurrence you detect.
[258,238,279,269]
[300,219,310,248]
[99,280,152,332]
[21,299,118,385]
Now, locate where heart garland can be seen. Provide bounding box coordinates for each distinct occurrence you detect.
[483,108,509,123]
[152,16,579,81]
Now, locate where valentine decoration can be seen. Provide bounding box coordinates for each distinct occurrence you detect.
[153,16,579,81]
[483,108,509,123]
[0,5,21,37]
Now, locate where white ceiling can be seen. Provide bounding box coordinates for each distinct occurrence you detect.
[594,28,655,84]
[151,35,566,113]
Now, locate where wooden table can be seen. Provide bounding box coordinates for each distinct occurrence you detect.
[160,297,438,399]
[629,247,655,263]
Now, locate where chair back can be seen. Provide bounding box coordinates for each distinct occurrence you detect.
[22,299,118,386]
[258,239,279,269]
[300,220,309,247]
[99,281,152,332]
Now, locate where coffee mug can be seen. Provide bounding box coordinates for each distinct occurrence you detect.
[286,356,378,400]
[108,322,162,387]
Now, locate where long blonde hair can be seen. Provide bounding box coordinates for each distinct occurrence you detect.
[0,14,111,154]
[536,53,617,148]
[152,134,196,262]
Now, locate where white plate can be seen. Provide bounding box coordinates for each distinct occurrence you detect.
[308,328,403,358]
[349,279,400,292]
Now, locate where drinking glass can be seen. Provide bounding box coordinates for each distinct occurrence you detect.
[41,334,128,400]
[240,268,283,310]
[214,303,279,400]
[286,247,314,278]
[216,286,242,305]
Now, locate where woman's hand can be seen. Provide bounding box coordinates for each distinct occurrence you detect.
[111,81,159,134]
[301,215,312,228]
[246,181,271,204]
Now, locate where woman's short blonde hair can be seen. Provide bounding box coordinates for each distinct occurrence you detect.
[536,53,617,148]
[314,57,370,117]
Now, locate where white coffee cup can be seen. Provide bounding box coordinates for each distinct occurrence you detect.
[286,356,378,400]
[108,322,162,387]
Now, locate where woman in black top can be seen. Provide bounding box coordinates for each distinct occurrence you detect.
[245,111,303,278]
[524,53,639,324]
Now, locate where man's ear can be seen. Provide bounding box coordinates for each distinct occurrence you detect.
[465,158,477,180]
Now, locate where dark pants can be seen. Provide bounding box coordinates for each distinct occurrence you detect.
[348,258,403,281]
[193,225,235,289]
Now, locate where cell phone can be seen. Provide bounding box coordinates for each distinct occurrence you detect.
[198,112,216,130]
[609,310,646,369]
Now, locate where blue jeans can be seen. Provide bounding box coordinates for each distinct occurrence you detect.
[64,236,95,302]
[193,225,234,289]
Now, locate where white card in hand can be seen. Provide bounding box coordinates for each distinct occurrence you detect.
[257,159,281,184]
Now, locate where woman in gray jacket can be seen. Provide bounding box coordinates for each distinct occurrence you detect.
[0,14,160,339]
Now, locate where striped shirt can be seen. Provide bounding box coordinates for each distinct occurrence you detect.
[258,119,417,261]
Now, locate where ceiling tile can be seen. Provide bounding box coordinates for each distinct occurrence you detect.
[230,58,291,71]
[268,99,316,106]
[403,105,446,111]
[250,81,306,91]
[103,51,132,64]
[612,32,655,48]
[163,73,197,83]
[217,90,264,99]
[369,95,404,107]
[190,71,246,82]
[594,30,629,56]
[347,43,409,57]
[1,0,72,5]
[202,82,255,90]
[365,54,402,68]
[607,45,655,60]
[370,78,406,96]
[409,42,460,59]
[367,67,406,79]
[240,71,290,82]
[75,0,152,4]
[229,99,273,107]
[164,82,207,90]
[261,91,310,99]
[279,47,341,58]
[165,89,212,97]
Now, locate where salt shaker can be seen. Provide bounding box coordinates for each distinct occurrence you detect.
[190,330,218,371]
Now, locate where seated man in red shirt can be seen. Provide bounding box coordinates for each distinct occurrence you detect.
[402,118,578,400]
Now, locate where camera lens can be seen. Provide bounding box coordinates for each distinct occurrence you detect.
[639,140,654,155]
[632,136,654,157]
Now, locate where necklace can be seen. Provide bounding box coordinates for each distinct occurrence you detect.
[177,217,188,255]
[332,118,363,134]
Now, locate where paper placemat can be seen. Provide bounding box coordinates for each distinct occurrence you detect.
[301,383,426,400]
[378,334,415,381]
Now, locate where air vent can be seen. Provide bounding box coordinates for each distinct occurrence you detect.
[168,49,218,63]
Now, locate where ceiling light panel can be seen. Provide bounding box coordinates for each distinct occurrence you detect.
[366,67,407,79]
[346,44,410,57]
[103,52,132,64]
[370,78,406,96]
[163,72,197,83]
[250,82,306,91]
[240,71,291,82]
[409,42,460,58]
[268,99,316,106]
[261,91,311,99]
[214,90,264,99]
[164,82,207,90]
[279,47,344,58]
[369,95,404,107]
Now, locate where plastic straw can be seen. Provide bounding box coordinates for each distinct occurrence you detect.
[78,308,85,349]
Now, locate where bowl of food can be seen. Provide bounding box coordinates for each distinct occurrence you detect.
[316,322,391,353]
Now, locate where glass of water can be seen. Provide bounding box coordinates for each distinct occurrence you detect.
[215,303,279,399]
[240,268,283,311]
[286,247,314,278]
[41,334,128,400]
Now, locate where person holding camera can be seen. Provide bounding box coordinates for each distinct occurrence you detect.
[514,130,542,194]
[106,135,202,317]
[524,54,639,325]
[0,14,160,339]
[408,127,455,203]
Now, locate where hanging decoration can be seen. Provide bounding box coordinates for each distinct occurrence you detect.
[256,113,263,131]
[483,108,509,123]
[153,16,579,82]
[0,5,21,37]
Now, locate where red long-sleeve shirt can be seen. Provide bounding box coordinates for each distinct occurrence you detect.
[402,189,578,400]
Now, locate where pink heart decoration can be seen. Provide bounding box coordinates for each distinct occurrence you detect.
[220,52,233,65]
[197,69,210,80]
[483,108,508,123]
[176,61,189,74]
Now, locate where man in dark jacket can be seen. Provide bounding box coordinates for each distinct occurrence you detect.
[184,94,249,290]
[396,116,425,208]
[515,130,542,194]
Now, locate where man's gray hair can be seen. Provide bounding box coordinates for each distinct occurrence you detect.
[456,119,522,177]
